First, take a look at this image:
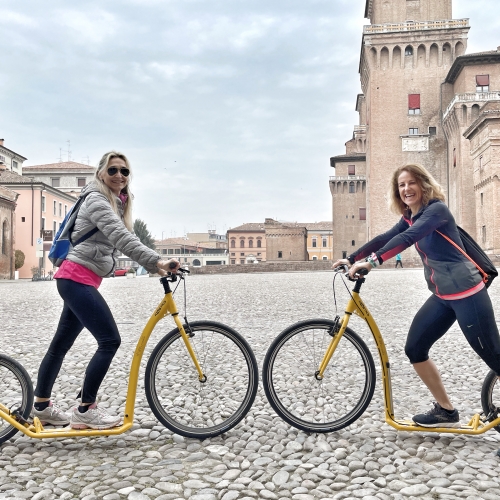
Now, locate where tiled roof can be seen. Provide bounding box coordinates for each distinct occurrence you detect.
[0,170,32,183]
[227,223,266,232]
[0,185,18,202]
[23,161,95,172]
[304,222,333,230]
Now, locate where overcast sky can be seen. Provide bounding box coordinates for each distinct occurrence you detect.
[1,0,498,239]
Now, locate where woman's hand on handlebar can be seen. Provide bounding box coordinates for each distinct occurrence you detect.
[349,261,372,279]
[157,258,180,276]
[332,258,350,272]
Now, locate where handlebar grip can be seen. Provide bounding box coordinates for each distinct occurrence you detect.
[357,268,369,276]
[334,264,349,273]
[179,267,190,274]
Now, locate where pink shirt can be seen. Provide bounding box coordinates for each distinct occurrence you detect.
[54,260,103,288]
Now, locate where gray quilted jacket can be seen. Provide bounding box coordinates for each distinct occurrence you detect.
[66,182,160,277]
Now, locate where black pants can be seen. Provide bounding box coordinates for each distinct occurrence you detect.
[405,288,500,375]
[395,260,403,268]
[34,279,121,403]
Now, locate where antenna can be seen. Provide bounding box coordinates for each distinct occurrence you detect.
[57,148,63,162]
[81,156,90,165]
[66,140,72,161]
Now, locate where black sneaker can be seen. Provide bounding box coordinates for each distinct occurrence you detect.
[412,402,460,428]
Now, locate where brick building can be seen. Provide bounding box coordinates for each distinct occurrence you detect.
[0,184,19,279]
[330,0,500,263]
[227,223,266,264]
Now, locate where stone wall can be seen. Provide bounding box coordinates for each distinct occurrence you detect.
[188,261,333,275]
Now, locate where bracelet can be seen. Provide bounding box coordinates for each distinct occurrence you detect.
[366,252,379,268]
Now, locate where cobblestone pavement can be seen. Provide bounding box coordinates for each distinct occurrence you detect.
[1,270,500,500]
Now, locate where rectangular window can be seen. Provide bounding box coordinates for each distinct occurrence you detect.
[41,196,46,212]
[429,127,437,135]
[161,249,167,254]
[231,259,236,264]
[77,178,86,187]
[21,217,25,222]
[231,252,235,256]
[312,238,317,248]
[51,178,60,187]
[59,203,62,217]
[322,238,327,247]
[240,259,245,264]
[53,201,57,215]
[278,251,283,258]
[240,253,244,256]
[348,165,355,176]
[359,208,366,220]
[482,225,486,243]
[408,94,420,114]
[476,75,489,92]
[168,249,174,254]
[12,160,18,170]
[53,221,57,233]
[41,217,45,230]
[64,205,68,216]
[352,240,355,246]
[481,193,484,206]
[409,128,419,135]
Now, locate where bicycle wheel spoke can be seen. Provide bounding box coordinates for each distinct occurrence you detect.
[263,321,375,433]
[145,321,258,438]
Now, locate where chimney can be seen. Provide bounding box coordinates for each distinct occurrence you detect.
[0,139,4,146]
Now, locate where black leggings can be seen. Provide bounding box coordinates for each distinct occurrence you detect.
[405,288,500,375]
[34,278,121,404]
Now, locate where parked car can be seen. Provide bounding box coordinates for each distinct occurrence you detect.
[112,268,128,277]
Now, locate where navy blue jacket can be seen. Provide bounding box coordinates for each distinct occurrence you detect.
[348,200,483,299]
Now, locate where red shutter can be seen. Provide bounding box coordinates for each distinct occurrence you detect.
[476,75,489,86]
[348,165,355,175]
[408,94,420,109]
[359,208,366,221]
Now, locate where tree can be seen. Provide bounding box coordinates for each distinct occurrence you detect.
[15,250,25,270]
[133,219,156,250]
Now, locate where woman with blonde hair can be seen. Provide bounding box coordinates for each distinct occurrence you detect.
[32,151,179,429]
[333,163,500,427]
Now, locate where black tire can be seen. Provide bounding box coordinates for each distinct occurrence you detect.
[145,321,258,439]
[481,369,500,433]
[262,319,376,433]
[0,354,34,444]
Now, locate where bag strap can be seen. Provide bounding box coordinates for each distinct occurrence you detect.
[69,192,99,246]
[73,226,99,246]
[435,229,489,283]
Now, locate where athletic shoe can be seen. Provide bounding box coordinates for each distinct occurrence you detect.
[412,402,460,428]
[30,402,71,426]
[70,403,121,430]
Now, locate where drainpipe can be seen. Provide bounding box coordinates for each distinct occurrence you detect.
[10,206,14,279]
[30,177,34,246]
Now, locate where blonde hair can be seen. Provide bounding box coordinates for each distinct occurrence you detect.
[389,163,445,215]
[94,151,134,231]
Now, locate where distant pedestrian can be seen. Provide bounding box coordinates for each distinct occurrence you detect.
[395,253,403,268]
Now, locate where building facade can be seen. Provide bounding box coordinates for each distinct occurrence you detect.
[331,0,500,262]
[227,223,266,264]
[23,161,96,196]
[306,222,334,261]
[0,170,78,278]
[154,237,228,267]
[0,183,19,279]
[0,139,27,175]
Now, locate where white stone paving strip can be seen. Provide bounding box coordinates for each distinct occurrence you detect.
[0,269,500,499]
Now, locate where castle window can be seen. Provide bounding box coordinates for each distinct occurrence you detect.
[359,208,366,220]
[351,240,355,246]
[349,182,355,193]
[278,251,282,259]
[481,193,484,206]
[408,94,420,114]
[409,128,419,135]
[482,226,486,243]
[476,75,489,93]
[429,127,437,135]
[348,165,355,176]
[405,46,413,56]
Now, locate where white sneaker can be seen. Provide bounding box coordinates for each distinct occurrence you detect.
[30,402,71,426]
[70,403,121,430]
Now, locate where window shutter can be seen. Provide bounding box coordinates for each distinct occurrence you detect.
[348,165,355,175]
[408,94,420,109]
[359,208,366,221]
[476,75,489,86]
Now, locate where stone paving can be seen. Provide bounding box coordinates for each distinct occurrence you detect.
[1,269,500,500]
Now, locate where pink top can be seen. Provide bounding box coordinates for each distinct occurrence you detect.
[54,260,103,288]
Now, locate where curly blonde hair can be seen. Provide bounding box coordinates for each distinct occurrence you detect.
[389,164,445,215]
[94,151,134,231]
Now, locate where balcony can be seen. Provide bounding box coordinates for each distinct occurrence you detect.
[354,125,367,133]
[330,175,366,182]
[443,92,500,120]
[363,18,469,34]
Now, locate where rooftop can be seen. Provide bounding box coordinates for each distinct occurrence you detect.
[23,161,96,172]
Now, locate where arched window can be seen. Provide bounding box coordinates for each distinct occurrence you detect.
[231,240,235,248]
[322,256,328,261]
[240,239,245,248]
[249,239,253,248]
[257,239,261,248]
[405,46,413,56]
[349,182,355,193]
[312,256,318,261]
[193,259,201,266]
[1,221,7,255]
